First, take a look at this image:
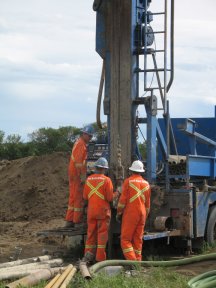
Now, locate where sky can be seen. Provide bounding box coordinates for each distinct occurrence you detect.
[0,0,216,141]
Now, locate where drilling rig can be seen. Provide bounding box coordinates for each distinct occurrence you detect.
[92,0,216,255]
[39,0,216,257]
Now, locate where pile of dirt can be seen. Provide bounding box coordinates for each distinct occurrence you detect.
[0,152,75,262]
[0,152,70,222]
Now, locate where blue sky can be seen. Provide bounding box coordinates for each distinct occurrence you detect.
[0,0,216,141]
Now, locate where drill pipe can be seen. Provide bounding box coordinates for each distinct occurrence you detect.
[51,264,73,288]
[44,273,61,288]
[0,259,63,281]
[59,267,77,288]
[5,268,62,288]
[0,255,51,269]
[79,261,92,280]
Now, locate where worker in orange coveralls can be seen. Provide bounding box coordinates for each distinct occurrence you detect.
[116,160,151,261]
[82,157,114,263]
[65,125,94,227]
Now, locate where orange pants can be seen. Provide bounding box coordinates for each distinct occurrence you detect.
[65,175,84,223]
[121,211,145,261]
[84,217,110,262]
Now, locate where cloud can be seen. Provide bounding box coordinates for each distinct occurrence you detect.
[0,0,216,140]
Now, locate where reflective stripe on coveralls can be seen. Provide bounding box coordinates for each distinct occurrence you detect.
[129,182,149,203]
[84,174,113,262]
[71,155,85,168]
[118,175,151,261]
[74,207,84,212]
[86,181,105,200]
[85,245,97,249]
[65,137,87,223]
[123,247,134,253]
[117,202,125,209]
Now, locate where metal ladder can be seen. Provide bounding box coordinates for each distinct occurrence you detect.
[135,0,174,115]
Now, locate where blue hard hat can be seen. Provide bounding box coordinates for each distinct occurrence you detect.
[95,157,109,169]
[81,125,94,136]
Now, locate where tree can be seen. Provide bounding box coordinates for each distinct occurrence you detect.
[4,134,23,160]
[0,130,5,159]
[28,126,82,155]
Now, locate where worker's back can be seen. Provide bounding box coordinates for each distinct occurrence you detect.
[83,173,113,219]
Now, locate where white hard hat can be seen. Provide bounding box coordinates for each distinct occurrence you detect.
[95,157,109,169]
[129,160,145,173]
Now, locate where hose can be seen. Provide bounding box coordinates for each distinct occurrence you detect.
[188,270,216,288]
[89,253,216,275]
[96,59,105,129]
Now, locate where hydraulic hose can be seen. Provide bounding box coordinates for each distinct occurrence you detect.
[188,270,216,288]
[89,253,216,275]
[96,59,105,129]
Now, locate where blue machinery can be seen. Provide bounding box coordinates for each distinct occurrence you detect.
[93,0,216,253]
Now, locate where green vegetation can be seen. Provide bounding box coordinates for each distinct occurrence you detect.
[0,123,106,160]
[73,267,189,288]
[200,241,216,254]
[0,124,146,161]
[0,268,189,288]
[0,126,80,160]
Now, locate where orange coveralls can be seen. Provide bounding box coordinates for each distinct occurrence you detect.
[83,174,113,262]
[117,174,151,261]
[65,137,87,223]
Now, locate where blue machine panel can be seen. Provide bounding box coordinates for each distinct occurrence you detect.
[195,191,216,237]
[188,155,216,178]
[158,107,216,157]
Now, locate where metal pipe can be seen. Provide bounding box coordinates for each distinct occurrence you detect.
[0,259,63,281]
[167,0,174,92]
[51,264,73,288]
[79,261,92,280]
[0,259,63,273]
[154,216,173,231]
[96,59,105,129]
[0,255,51,269]
[59,267,77,288]
[164,0,168,113]
[6,268,61,288]
[44,273,62,288]
[1,267,62,282]
[152,53,164,107]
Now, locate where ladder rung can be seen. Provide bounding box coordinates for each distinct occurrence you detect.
[133,98,147,105]
[135,69,171,73]
[135,49,165,55]
[145,87,165,91]
[151,12,165,15]
[136,7,165,15]
[145,31,165,34]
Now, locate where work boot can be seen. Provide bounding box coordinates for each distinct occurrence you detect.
[64,221,74,228]
[82,251,95,264]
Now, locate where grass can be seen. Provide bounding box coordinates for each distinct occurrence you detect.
[72,267,189,288]
[0,267,189,288]
[200,241,216,254]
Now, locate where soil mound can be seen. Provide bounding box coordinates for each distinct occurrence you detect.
[0,152,70,222]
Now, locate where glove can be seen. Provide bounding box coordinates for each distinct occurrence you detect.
[80,174,86,184]
[116,214,122,223]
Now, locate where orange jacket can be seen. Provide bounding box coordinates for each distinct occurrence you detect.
[117,174,151,216]
[83,174,114,219]
[69,137,87,179]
